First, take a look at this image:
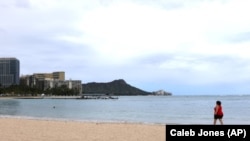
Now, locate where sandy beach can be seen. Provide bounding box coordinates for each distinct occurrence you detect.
[0,118,165,141]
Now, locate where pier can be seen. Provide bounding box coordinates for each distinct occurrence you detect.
[78,94,118,100]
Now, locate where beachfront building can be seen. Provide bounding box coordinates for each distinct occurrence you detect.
[20,71,82,94]
[33,71,65,81]
[0,57,20,87]
[42,79,82,94]
[20,72,65,87]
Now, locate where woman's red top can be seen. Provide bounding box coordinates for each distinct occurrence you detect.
[216,106,223,116]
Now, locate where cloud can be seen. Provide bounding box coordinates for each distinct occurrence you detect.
[74,0,250,85]
[0,0,30,8]
[75,0,250,61]
[1,0,250,94]
[225,32,250,43]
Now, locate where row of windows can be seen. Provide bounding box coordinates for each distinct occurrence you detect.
[0,75,14,86]
[0,58,20,87]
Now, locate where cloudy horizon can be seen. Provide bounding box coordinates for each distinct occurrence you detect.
[1,0,250,95]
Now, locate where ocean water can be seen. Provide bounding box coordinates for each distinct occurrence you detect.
[0,95,249,125]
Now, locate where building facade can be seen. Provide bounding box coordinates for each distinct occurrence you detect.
[42,79,82,94]
[0,57,20,87]
[20,71,82,94]
[33,71,65,81]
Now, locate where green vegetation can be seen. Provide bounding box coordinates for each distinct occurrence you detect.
[44,85,80,96]
[0,79,154,97]
[0,84,79,96]
[0,84,42,96]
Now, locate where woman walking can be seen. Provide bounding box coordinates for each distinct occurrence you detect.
[214,100,223,125]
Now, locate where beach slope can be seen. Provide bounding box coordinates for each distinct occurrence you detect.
[0,118,165,141]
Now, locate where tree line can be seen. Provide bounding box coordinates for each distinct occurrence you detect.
[0,84,80,96]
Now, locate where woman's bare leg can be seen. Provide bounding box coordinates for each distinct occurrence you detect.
[219,119,223,125]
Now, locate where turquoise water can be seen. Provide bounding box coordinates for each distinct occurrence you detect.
[0,95,250,124]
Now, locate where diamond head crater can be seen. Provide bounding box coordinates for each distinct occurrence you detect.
[82,79,172,96]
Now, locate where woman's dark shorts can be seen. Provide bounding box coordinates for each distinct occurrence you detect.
[214,114,223,119]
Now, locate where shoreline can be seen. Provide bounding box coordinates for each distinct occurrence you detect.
[0,115,167,126]
[0,95,81,99]
[0,117,165,141]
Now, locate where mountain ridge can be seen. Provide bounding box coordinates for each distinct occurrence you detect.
[82,79,151,95]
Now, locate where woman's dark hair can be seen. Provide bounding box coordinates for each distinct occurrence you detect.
[216,100,221,105]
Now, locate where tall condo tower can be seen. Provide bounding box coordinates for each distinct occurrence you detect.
[0,57,20,87]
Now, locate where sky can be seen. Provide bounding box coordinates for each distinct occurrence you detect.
[1,0,250,95]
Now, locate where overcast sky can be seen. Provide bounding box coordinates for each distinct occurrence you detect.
[1,0,250,95]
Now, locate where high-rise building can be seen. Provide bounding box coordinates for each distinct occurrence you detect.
[0,57,20,87]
